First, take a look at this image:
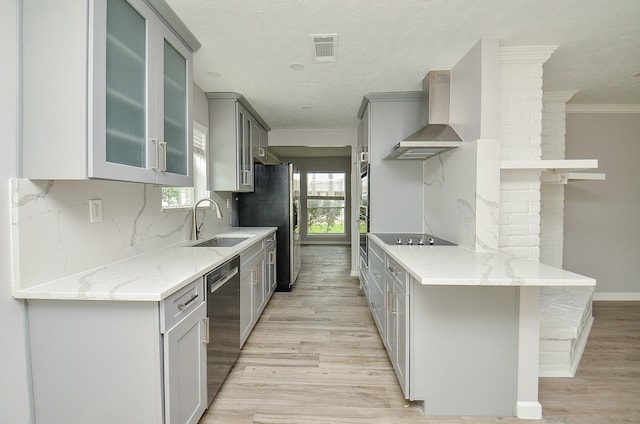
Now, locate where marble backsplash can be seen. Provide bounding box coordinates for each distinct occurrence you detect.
[10,178,231,290]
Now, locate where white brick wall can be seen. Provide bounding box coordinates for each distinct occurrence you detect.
[498,47,556,260]
[499,170,541,259]
[539,91,575,267]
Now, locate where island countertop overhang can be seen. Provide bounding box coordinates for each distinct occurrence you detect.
[368,234,595,287]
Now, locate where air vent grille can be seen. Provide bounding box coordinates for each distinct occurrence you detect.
[311,34,338,62]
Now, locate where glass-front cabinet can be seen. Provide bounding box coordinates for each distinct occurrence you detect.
[207,93,270,192]
[21,0,195,185]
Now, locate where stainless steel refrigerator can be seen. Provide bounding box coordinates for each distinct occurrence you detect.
[236,163,301,291]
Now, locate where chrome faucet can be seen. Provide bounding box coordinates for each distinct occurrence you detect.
[191,198,224,240]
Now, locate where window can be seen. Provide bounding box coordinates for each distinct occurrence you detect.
[162,123,208,208]
[306,172,345,235]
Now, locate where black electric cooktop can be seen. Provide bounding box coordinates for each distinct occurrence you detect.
[373,233,456,246]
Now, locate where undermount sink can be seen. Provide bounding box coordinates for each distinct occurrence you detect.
[190,237,249,248]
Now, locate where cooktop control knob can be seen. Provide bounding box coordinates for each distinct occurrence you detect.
[396,238,402,245]
[429,237,435,245]
[418,238,425,245]
[407,238,414,245]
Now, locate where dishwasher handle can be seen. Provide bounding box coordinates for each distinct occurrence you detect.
[208,267,239,293]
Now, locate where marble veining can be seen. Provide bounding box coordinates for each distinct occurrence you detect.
[369,234,594,287]
[11,178,233,291]
[13,227,275,301]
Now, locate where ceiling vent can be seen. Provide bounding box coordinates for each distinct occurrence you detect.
[311,34,338,62]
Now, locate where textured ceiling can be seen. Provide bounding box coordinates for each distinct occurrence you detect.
[167,0,640,129]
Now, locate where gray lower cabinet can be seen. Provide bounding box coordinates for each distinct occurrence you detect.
[385,255,409,395]
[265,233,277,296]
[27,277,207,424]
[240,239,267,346]
[361,237,519,416]
[240,235,277,346]
[162,282,208,424]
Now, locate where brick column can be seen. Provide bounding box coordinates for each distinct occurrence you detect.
[540,91,576,267]
[498,46,557,260]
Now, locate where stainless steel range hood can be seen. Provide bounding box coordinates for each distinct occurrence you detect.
[386,70,462,160]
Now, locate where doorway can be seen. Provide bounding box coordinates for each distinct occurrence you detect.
[278,156,351,245]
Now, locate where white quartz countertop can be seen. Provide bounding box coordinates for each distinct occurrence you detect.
[369,234,595,287]
[13,227,276,302]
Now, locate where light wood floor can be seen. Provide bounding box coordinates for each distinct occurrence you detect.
[199,245,639,424]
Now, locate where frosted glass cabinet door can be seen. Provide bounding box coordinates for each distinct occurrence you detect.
[163,39,188,177]
[90,0,192,185]
[105,0,147,169]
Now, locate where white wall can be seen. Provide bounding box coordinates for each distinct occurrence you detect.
[1,0,33,422]
[564,112,640,297]
[269,128,356,147]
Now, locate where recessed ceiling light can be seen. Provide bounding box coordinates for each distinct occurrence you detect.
[301,106,312,110]
[290,64,305,71]
[634,72,640,78]
[207,71,221,78]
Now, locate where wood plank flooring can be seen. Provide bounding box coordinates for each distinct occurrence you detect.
[199,245,638,424]
[539,301,640,424]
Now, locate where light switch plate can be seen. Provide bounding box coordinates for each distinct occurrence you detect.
[89,199,103,223]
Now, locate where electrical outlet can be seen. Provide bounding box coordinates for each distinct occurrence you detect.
[89,199,103,223]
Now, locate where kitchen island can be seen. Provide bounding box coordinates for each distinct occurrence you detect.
[362,234,595,419]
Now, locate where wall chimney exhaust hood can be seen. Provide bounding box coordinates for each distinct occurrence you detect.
[386,70,462,160]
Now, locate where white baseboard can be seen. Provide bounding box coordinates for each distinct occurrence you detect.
[593,292,640,301]
[516,401,542,419]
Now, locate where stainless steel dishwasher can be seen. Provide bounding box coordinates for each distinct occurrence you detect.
[205,255,240,405]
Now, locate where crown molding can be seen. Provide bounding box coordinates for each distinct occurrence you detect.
[566,104,640,114]
[499,46,558,65]
[543,91,578,104]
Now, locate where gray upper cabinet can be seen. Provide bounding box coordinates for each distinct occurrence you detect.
[357,93,424,233]
[206,93,270,192]
[253,124,269,164]
[21,0,196,186]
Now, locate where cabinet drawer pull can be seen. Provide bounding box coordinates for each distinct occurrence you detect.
[177,293,198,310]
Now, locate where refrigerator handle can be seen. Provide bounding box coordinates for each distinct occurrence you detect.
[293,203,298,229]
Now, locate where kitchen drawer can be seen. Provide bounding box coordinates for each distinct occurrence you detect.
[240,240,265,269]
[160,277,205,333]
[386,256,407,294]
[265,232,276,246]
[369,239,384,262]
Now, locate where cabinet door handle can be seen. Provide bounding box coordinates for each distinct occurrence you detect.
[159,141,167,172]
[251,268,258,284]
[203,317,210,344]
[242,169,252,186]
[177,293,198,310]
[151,138,161,170]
